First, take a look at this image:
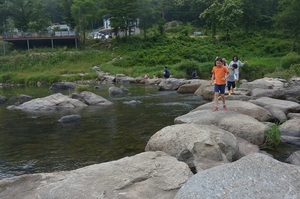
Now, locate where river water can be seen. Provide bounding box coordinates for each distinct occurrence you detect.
[0,84,299,180]
[0,84,208,180]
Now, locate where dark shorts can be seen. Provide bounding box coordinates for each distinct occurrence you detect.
[214,84,226,94]
[227,81,236,90]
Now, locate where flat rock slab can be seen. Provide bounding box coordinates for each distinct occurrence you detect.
[174,109,268,145]
[175,153,300,199]
[0,151,193,199]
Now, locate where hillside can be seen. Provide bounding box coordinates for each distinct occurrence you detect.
[0,30,299,85]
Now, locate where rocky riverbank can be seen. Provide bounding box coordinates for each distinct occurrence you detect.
[0,75,300,198]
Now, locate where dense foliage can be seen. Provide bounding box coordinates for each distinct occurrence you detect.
[0,0,300,84]
[0,28,300,85]
[0,0,299,47]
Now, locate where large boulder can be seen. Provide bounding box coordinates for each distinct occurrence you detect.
[0,151,192,199]
[7,93,87,112]
[10,94,33,105]
[115,74,137,84]
[145,124,239,171]
[194,80,214,100]
[108,85,128,96]
[177,83,201,94]
[174,110,269,146]
[285,151,300,166]
[250,97,300,114]
[158,78,187,91]
[251,88,286,99]
[175,153,300,199]
[280,118,300,147]
[236,137,260,158]
[192,100,273,122]
[240,77,286,90]
[72,91,113,106]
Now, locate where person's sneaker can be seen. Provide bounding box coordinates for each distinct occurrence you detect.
[223,105,228,110]
[213,107,218,112]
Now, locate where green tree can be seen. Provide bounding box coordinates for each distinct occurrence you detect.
[239,0,261,32]
[7,0,50,32]
[218,0,243,40]
[103,0,139,38]
[58,0,76,28]
[0,0,9,33]
[71,0,96,44]
[199,0,222,38]
[275,0,300,51]
[136,0,160,38]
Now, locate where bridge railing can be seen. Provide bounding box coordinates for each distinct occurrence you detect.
[2,31,77,39]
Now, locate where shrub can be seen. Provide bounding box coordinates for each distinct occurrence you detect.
[281,52,300,69]
[177,60,201,76]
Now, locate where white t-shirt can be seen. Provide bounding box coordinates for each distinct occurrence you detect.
[229,60,244,80]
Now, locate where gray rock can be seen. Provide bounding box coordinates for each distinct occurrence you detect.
[145,124,239,171]
[0,95,7,104]
[7,93,87,112]
[108,85,128,96]
[265,105,288,123]
[192,100,273,122]
[177,83,201,94]
[236,137,260,158]
[123,100,142,105]
[281,135,300,147]
[287,113,300,119]
[144,78,162,85]
[280,118,300,137]
[10,94,33,105]
[158,78,187,91]
[250,97,300,114]
[286,151,300,166]
[0,151,193,199]
[251,88,286,99]
[174,110,268,146]
[58,114,81,123]
[49,82,76,91]
[194,80,214,100]
[72,91,113,106]
[175,153,300,199]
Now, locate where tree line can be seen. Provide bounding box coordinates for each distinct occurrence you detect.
[0,0,299,49]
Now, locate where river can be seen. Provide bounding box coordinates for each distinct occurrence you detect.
[0,83,299,180]
[0,84,208,179]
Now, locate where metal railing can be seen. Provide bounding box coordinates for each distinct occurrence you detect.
[2,31,77,39]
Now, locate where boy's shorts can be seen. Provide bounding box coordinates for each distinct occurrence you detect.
[214,84,226,94]
[227,81,236,90]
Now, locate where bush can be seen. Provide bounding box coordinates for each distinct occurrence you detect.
[177,60,201,77]
[281,52,300,69]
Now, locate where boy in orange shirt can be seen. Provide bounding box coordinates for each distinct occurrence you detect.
[211,57,229,111]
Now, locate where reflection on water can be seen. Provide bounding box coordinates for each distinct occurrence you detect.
[0,84,208,179]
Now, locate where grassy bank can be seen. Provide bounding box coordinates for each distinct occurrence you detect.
[0,30,300,85]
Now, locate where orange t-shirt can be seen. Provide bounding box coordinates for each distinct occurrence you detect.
[211,66,229,85]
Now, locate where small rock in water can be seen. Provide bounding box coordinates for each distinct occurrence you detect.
[58,114,81,123]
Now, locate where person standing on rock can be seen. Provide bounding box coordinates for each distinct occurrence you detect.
[211,57,229,111]
[227,64,238,95]
[229,55,247,82]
